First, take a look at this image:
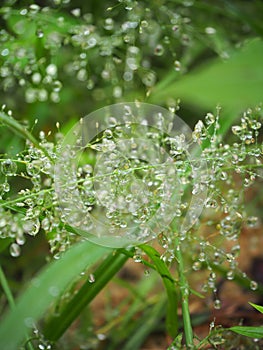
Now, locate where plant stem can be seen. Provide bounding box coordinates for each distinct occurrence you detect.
[0,111,51,159]
[174,237,194,348]
[140,244,179,338]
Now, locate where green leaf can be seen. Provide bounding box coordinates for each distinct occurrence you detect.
[230,326,263,338]
[0,240,110,350]
[150,39,263,134]
[140,244,179,337]
[44,250,128,341]
[249,302,263,314]
[152,39,263,108]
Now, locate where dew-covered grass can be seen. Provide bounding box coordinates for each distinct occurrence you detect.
[0,1,263,349]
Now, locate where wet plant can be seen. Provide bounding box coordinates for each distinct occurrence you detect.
[0,1,263,349]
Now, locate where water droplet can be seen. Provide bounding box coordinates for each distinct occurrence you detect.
[104,129,113,139]
[86,79,94,90]
[232,125,243,136]
[77,68,87,81]
[10,243,21,257]
[36,29,44,38]
[193,120,207,141]
[214,299,221,309]
[154,44,164,56]
[205,27,216,35]
[220,171,228,181]
[205,113,215,125]
[198,252,206,262]
[83,164,93,174]
[133,254,142,263]
[1,48,9,57]
[50,91,60,103]
[26,162,40,176]
[231,245,240,257]
[209,320,215,330]
[25,88,37,103]
[71,8,81,17]
[249,120,261,130]
[174,60,181,71]
[20,9,28,15]
[142,71,156,87]
[1,159,17,176]
[158,233,169,248]
[46,64,57,77]
[0,218,6,228]
[247,216,259,228]
[226,270,234,280]
[41,217,50,231]
[104,18,114,30]
[2,182,10,193]
[97,333,106,341]
[52,80,62,92]
[29,4,40,14]
[205,198,217,208]
[32,72,42,84]
[16,233,25,245]
[23,219,40,236]
[38,89,48,102]
[89,273,95,283]
[24,317,35,328]
[192,261,201,271]
[123,71,133,82]
[250,280,258,291]
[48,285,60,296]
[113,86,122,98]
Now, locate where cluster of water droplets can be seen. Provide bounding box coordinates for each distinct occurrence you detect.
[0,112,73,257]
[0,0,252,106]
[189,105,263,302]
[1,104,262,286]
[54,102,207,247]
[0,102,261,309]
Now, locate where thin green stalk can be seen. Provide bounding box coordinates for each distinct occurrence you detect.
[0,111,50,159]
[140,244,179,338]
[174,237,194,349]
[0,264,15,310]
[208,262,263,295]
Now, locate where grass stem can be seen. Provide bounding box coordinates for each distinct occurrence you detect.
[174,237,194,348]
[0,264,15,310]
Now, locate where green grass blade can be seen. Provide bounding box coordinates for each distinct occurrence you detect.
[0,264,15,310]
[108,271,160,348]
[43,250,128,341]
[150,39,263,134]
[249,302,263,314]
[230,326,263,339]
[122,295,166,350]
[0,240,110,350]
[140,244,179,337]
